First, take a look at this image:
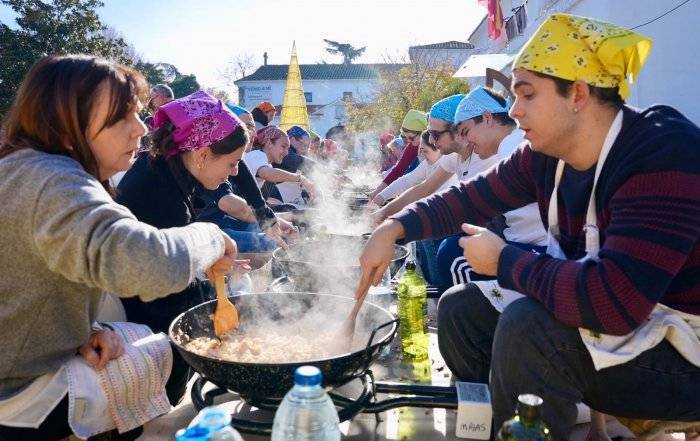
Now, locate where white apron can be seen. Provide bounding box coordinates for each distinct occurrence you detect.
[476,110,700,370]
[546,111,700,371]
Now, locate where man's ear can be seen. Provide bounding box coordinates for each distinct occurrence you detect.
[482,111,493,126]
[571,80,592,112]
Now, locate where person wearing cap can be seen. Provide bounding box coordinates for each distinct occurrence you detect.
[278,125,311,173]
[252,101,276,129]
[367,109,428,201]
[379,131,399,172]
[379,137,403,175]
[435,87,547,295]
[370,94,497,225]
[244,126,316,208]
[356,14,700,438]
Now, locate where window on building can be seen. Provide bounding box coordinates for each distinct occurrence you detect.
[343,92,353,101]
[304,92,312,103]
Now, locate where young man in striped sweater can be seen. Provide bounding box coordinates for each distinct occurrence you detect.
[355,14,700,439]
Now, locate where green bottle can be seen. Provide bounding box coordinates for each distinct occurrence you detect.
[496,394,552,441]
[396,261,428,360]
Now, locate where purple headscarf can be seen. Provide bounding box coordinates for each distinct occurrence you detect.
[153,91,241,157]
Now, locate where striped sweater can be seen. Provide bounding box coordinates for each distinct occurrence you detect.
[394,105,700,335]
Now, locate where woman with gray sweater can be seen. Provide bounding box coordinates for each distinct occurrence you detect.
[0,56,236,440]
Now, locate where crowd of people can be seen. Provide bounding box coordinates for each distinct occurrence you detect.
[0,11,698,441]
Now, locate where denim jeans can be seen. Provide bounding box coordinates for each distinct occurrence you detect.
[216,215,277,253]
[437,284,700,440]
[415,239,444,290]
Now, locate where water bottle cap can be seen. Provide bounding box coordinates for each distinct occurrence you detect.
[199,405,231,431]
[294,365,322,386]
[405,261,416,271]
[175,426,210,441]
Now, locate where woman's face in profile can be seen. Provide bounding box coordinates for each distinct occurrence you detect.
[87,82,147,180]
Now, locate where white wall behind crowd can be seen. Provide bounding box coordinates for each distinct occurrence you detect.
[235,64,406,138]
[458,0,700,124]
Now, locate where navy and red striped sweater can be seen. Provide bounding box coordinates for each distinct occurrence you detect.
[394,105,700,335]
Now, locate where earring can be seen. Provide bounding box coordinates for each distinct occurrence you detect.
[197,162,204,170]
[573,108,579,113]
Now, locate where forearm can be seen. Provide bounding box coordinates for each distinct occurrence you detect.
[383,144,418,185]
[382,181,432,218]
[219,195,256,223]
[259,166,301,184]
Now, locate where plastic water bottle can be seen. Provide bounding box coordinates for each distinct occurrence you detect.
[496,394,552,441]
[397,261,428,360]
[271,366,340,441]
[175,405,244,441]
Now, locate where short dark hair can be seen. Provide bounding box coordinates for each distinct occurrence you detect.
[469,87,515,126]
[532,71,624,110]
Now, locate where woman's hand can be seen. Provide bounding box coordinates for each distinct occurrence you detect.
[355,220,404,301]
[299,175,316,199]
[277,216,299,240]
[264,222,288,249]
[458,224,506,276]
[209,232,237,276]
[78,329,124,370]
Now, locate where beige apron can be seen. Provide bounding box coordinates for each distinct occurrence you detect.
[546,111,700,371]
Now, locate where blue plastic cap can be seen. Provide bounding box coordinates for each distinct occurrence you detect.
[294,365,322,386]
[175,426,210,441]
[200,405,231,430]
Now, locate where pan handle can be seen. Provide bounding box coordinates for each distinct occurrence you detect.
[360,317,399,372]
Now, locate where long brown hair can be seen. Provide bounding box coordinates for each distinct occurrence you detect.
[0,54,147,184]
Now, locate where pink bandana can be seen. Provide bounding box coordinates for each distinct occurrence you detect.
[152,91,241,157]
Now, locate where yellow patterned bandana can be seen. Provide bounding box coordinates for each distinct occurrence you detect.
[512,13,652,99]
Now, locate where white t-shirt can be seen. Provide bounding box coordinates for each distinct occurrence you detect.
[438,150,498,182]
[243,149,271,189]
[378,159,458,201]
[497,129,547,246]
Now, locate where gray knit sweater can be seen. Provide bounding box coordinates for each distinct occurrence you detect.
[0,149,225,396]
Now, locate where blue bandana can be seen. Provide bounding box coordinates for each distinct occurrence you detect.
[287,125,309,138]
[429,94,466,122]
[225,103,250,117]
[391,137,405,148]
[454,87,511,125]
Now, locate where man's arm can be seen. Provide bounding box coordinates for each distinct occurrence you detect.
[498,167,700,335]
[380,167,453,218]
[393,147,538,243]
[382,143,419,186]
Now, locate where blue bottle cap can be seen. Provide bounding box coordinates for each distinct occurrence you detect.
[294,365,322,386]
[175,426,210,441]
[199,405,231,431]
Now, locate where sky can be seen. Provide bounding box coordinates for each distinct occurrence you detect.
[1,0,485,94]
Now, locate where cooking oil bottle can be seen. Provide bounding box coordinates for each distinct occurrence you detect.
[496,394,552,441]
[397,261,428,360]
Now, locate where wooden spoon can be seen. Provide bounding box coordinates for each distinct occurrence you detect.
[212,274,239,337]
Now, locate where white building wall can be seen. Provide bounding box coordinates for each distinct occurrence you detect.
[239,77,381,137]
[466,0,700,123]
